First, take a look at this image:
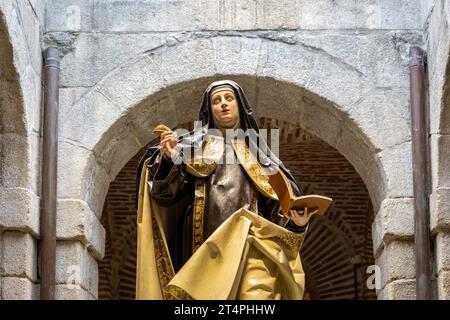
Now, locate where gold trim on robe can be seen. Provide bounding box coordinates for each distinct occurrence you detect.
[165,208,306,300]
[136,138,307,300]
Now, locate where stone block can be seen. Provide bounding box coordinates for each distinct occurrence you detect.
[161,38,216,87]
[0,133,41,194]
[22,65,42,135]
[376,240,415,286]
[295,31,411,88]
[430,135,450,190]
[437,270,450,299]
[377,142,414,199]
[57,199,105,260]
[350,87,411,151]
[45,0,94,32]
[1,276,39,300]
[436,232,450,274]
[16,0,42,75]
[298,0,421,30]
[430,188,450,233]
[57,141,111,218]
[372,198,414,255]
[0,187,40,236]
[96,49,166,111]
[55,284,96,300]
[212,37,262,76]
[257,40,314,100]
[0,80,26,135]
[59,88,125,151]
[58,32,163,87]
[379,279,416,300]
[0,231,37,281]
[56,240,98,298]
[92,0,299,32]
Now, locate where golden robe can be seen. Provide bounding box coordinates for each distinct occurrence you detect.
[136,137,308,300]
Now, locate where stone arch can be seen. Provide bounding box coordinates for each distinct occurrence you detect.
[57,36,413,298]
[0,1,42,300]
[98,118,377,300]
[0,3,40,240]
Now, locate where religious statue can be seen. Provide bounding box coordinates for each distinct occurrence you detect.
[135,80,331,300]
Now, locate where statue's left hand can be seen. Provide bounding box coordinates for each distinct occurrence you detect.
[286,208,310,227]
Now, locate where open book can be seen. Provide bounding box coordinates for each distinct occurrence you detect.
[268,169,332,224]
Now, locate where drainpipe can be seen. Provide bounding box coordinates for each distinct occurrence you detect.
[409,46,431,300]
[40,46,60,300]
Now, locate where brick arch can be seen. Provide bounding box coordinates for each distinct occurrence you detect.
[98,119,377,300]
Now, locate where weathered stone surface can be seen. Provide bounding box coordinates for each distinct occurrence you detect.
[0,231,37,281]
[0,80,26,135]
[0,187,40,236]
[57,141,111,218]
[298,0,421,30]
[372,198,414,255]
[212,36,262,76]
[55,284,96,300]
[59,89,126,151]
[436,232,450,274]
[437,270,450,299]
[0,133,41,194]
[0,276,38,300]
[56,240,98,298]
[378,279,416,300]
[22,65,42,135]
[96,50,166,111]
[376,240,415,286]
[295,31,414,88]
[430,134,450,190]
[350,87,411,151]
[57,199,106,260]
[91,0,299,32]
[430,188,450,233]
[161,39,216,86]
[57,32,163,87]
[45,0,94,32]
[377,142,414,199]
[427,1,450,136]
[16,0,41,75]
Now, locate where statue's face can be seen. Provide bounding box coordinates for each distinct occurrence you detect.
[210,89,239,128]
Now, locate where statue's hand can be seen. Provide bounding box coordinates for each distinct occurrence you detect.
[286,208,310,227]
[159,130,178,159]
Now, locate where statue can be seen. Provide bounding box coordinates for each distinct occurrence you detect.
[135,80,331,300]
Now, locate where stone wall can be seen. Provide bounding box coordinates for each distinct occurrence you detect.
[426,0,450,300]
[2,0,447,299]
[42,0,426,300]
[0,0,44,300]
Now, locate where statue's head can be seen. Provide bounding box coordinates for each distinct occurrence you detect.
[199,80,258,132]
[209,84,240,129]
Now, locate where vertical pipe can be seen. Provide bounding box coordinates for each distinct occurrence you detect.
[40,46,60,300]
[409,46,431,300]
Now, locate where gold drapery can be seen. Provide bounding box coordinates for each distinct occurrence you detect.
[136,160,307,300]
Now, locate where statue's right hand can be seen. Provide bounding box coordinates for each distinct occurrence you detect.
[159,130,178,159]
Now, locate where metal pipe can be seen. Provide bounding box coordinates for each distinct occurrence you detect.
[40,46,60,300]
[409,46,431,300]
